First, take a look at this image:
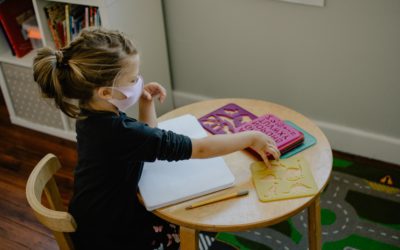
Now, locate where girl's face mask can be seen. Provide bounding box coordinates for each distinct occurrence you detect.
[108,75,144,111]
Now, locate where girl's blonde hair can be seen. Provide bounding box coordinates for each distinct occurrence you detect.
[33,28,138,118]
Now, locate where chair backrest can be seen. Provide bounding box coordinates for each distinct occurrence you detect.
[26,153,77,250]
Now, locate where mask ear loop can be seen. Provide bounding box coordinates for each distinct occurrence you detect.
[134,73,142,85]
[108,69,124,99]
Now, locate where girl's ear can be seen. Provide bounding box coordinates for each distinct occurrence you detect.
[96,87,113,100]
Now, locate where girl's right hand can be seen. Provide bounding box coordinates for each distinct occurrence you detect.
[250,131,280,167]
[141,82,167,103]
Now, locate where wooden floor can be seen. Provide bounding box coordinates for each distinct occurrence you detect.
[0,92,76,249]
[0,90,398,249]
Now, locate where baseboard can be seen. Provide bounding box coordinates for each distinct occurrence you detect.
[315,121,400,166]
[172,90,400,166]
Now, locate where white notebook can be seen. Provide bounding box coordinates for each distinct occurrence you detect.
[138,114,235,211]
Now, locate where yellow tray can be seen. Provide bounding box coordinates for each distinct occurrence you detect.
[251,157,318,202]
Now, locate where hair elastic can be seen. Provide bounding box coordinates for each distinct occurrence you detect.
[55,50,69,68]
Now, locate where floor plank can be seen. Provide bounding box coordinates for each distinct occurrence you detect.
[0,216,57,250]
[0,236,30,250]
[0,182,52,237]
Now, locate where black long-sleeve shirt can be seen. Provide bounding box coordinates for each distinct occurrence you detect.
[68,109,192,249]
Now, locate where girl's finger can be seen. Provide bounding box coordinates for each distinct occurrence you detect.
[158,86,167,103]
[267,138,277,148]
[142,90,152,100]
[272,148,281,160]
[262,154,271,168]
[264,159,271,168]
[256,148,271,167]
[267,146,280,160]
[159,92,166,103]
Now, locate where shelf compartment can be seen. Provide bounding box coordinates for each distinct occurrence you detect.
[1,62,64,129]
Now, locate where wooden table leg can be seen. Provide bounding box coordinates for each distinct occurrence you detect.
[308,195,322,250]
[180,226,199,250]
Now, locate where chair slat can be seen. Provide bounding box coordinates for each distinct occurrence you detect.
[26,153,76,250]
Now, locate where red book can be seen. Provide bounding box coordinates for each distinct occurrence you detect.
[0,0,34,57]
[235,114,304,157]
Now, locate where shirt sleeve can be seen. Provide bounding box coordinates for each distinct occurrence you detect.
[116,117,192,162]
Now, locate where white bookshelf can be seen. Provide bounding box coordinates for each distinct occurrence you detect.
[0,49,36,68]
[0,0,173,141]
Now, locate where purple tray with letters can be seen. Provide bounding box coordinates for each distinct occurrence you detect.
[234,114,304,155]
[198,103,258,134]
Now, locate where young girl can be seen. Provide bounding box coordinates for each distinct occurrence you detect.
[33,28,280,250]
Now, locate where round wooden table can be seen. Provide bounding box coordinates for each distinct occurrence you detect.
[155,98,332,250]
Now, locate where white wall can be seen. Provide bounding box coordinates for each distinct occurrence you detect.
[163,0,400,165]
[105,0,173,117]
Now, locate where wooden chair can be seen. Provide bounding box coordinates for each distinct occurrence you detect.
[26,153,76,250]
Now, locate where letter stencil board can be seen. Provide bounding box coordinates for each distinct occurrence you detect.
[251,157,318,202]
[235,114,304,156]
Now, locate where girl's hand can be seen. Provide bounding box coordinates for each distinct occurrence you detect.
[250,131,280,167]
[141,82,167,103]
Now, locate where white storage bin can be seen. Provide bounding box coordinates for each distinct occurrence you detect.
[22,15,43,49]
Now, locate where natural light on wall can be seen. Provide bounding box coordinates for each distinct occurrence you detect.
[279,0,325,7]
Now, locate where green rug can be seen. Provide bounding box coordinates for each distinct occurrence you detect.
[198,156,400,250]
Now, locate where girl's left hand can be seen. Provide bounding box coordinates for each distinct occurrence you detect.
[141,82,167,103]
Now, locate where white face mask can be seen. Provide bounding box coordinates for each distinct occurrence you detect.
[108,75,144,111]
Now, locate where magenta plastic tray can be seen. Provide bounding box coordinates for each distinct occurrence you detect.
[198,103,258,134]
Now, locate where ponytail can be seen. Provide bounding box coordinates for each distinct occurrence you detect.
[33,47,80,118]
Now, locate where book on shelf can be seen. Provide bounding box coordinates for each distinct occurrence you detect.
[43,3,101,49]
[65,4,70,45]
[0,21,15,56]
[0,0,34,57]
[44,3,64,48]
